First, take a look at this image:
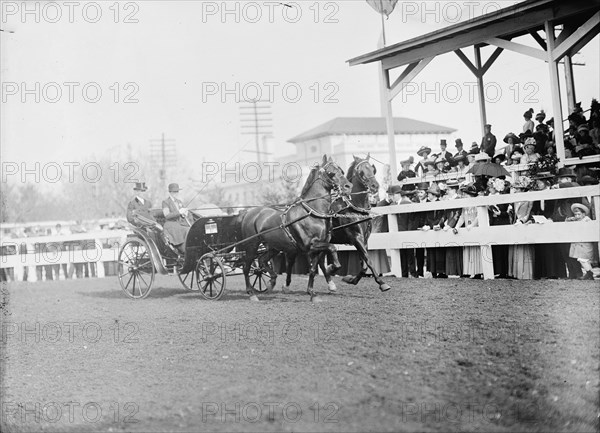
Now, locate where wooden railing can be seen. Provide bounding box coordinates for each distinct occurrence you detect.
[337,185,600,280]
[0,230,131,282]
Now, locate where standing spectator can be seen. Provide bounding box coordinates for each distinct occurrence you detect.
[51,223,70,280]
[414,146,432,176]
[457,184,483,278]
[397,157,416,193]
[435,139,453,163]
[567,204,596,280]
[488,179,511,278]
[453,139,468,166]
[442,179,463,277]
[409,183,429,277]
[523,108,535,133]
[424,183,447,278]
[480,124,497,158]
[507,178,535,279]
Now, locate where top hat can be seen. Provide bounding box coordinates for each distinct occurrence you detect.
[416,146,432,157]
[556,167,577,179]
[440,139,447,147]
[455,138,464,148]
[503,132,519,144]
[133,182,147,192]
[571,203,589,215]
[416,182,429,191]
[168,183,182,192]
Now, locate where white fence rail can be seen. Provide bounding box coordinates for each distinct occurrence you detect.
[337,185,600,280]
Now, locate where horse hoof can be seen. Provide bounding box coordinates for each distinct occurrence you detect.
[379,283,391,292]
[281,285,291,294]
[342,275,357,285]
[249,295,260,302]
[328,281,338,293]
[311,296,324,303]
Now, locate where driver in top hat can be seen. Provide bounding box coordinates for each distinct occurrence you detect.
[162,183,191,253]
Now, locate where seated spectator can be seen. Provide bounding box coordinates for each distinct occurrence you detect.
[503,132,520,165]
[520,138,540,164]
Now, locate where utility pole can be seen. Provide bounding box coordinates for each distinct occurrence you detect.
[239,100,273,163]
[149,133,177,192]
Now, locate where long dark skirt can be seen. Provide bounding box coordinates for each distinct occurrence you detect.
[492,244,509,277]
[534,243,566,279]
[445,247,463,276]
[427,247,446,275]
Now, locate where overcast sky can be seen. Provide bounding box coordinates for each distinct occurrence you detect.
[2,1,598,171]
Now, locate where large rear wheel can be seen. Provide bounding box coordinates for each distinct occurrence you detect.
[118,238,155,299]
[250,258,272,293]
[196,253,226,300]
[176,257,199,291]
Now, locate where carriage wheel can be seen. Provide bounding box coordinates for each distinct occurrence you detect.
[250,258,272,293]
[196,254,226,300]
[118,238,155,299]
[176,257,199,291]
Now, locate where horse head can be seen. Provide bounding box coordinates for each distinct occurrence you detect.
[301,155,352,198]
[348,154,380,194]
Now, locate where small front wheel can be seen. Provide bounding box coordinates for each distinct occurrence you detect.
[196,254,226,300]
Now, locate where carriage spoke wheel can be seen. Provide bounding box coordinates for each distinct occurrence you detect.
[118,239,155,299]
[176,257,199,291]
[250,258,272,293]
[196,254,226,300]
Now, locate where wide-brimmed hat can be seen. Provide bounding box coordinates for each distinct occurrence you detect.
[427,183,441,196]
[577,124,590,133]
[580,175,599,185]
[434,156,447,165]
[503,133,519,144]
[168,183,182,192]
[556,167,577,179]
[417,146,432,157]
[459,184,478,196]
[400,156,414,166]
[519,131,533,143]
[493,152,506,162]
[133,182,148,192]
[474,153,490,162]
[423,160,436,166]
[546,117,554,125]
[453,154,467,164]
[446,179,460,188]
[535,110,546,121]
[386,185,403,195]
[416,182,429,190]
[533,171,554,180]
[512,176,532,190]
[524,137,536,148]
[571,203,589,215]
[455,138,464,148]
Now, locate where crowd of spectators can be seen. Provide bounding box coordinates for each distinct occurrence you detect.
[368,99,600,281]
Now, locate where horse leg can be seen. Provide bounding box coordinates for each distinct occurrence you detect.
[258,248,278,292]
[353,239,391,292]
[306,251,323,302]
[318,252,337,293]
[282,252,296,293]
[242,246,260,302]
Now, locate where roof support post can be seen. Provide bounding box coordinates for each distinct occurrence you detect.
[474,46,487,137]
[380,65,398,180]
[564,54,577,113]
[545,20,566,167]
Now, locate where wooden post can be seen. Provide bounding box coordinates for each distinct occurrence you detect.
[387,213,402,277]
[594,195,600,255]
[474,46,487,137]
[564,55,577,113]
[545,21,566,167]
[476,206,495,280]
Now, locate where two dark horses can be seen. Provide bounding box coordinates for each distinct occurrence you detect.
[238,154,389,302]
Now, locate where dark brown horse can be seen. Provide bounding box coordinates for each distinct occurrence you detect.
[282,155,391,293]
[238,155,352,302]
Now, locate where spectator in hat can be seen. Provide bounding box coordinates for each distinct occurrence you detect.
[433,156,448,176]
[408,183,429,277]
[508,178,535,279]
[566,204,595,280]
[546,117,555,143]
[162,183,191,253]
[422,183,447,278]
[523,108,535,134]
[590,118,600,146]
[397,156,416,192]
[436,139,453,162]
[414,146,432,175]
[493,152,506,166]
[456,184,483,278]
[520,138,541,165]
[503,133,519,166]
[442,180,463,277]
[454,139,468,161]
[487,179,511,278]
[480,124,497,158]
[452,154,469,178]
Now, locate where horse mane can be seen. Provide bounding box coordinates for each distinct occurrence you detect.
[346,159,357,183]
[300,165,319,197]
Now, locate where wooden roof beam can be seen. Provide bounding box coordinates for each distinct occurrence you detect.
[388,57,434,101]
[529,30,547,49]
[484,37,547,61]
[552,11,600,61]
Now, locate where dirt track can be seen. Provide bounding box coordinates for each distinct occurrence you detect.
[1,275,599,432]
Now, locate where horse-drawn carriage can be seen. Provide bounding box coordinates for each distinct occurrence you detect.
[117,213,271,300]
[118,154,388,302]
